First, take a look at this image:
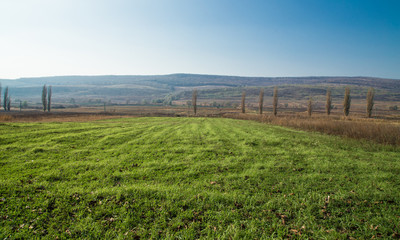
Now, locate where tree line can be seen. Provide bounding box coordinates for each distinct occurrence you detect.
[0,83,52,112]
[191,86,375,118]
[0,82,378,118]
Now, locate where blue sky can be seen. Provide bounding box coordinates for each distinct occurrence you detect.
[1,0,399,79]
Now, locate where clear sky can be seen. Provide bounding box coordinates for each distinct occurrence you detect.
[1,0,399,79]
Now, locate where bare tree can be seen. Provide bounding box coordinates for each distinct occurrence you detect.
[366,87,375,118]
[3,86,8,111]
[42,85,47,112]
[241,91,246,113]
[192,89,197,115]
[343,87,351,116]
[307,97,313,117]
[326,89,332,115]
[273,87,278,116]
[47,86,52,112]
[259,89,264,114]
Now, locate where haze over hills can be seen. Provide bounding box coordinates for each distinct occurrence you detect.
[1,74,399,104]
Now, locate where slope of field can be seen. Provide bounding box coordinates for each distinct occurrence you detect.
[0,118,399,239]
[1,74,399,104]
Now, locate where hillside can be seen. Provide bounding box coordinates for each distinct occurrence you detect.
[1,117,399,238]
[1,74,400,105]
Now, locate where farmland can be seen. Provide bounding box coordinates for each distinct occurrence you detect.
[1,117,399,239]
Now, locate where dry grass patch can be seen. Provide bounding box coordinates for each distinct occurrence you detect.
[224,113,400,145]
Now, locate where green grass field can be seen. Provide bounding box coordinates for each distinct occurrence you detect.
[1,117,399,239]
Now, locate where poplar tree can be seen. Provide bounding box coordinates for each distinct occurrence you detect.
[366,87,375,118]
[273,87,278,116]
[42,85,47,112]
[343,87,351,116]
[3,86,8,111]
[259,89,264,114]
[241,91,246,113]
[307,97,313,117]
[326,89,332,115]
[7,97,11,111]
[47,86,52,112]
[192,89,197,115]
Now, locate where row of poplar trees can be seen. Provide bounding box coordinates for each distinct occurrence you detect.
[0,83,11,111]
[0,83,52,112]
[42,85,52,112]
[192,86,375,118]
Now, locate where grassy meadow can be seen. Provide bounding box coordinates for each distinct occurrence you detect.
[1,117,399,239]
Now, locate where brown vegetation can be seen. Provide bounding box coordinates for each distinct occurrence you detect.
[224,112,400,146]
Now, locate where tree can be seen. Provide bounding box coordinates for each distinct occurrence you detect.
[343,87,351,116]
[259,89,264,114]
[241,91,246,113]
[307,97,313,117]
[42,85,47,112]
[326,89,332,115]
[3,86,8,111]
[7,97,10,111]
[273,87,278,116]
[0,82,2,111]
[192,89,197,115]
[366,87,374,118]
[47,86,52,112]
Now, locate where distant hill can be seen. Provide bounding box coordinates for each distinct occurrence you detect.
[1,74,399,104]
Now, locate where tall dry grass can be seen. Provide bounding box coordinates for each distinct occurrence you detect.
[0,115,13,121]
[224,113,400,146]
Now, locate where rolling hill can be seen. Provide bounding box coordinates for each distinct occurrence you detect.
[1,74,399,105]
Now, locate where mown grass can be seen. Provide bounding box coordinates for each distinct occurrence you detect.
[1,117,399,239]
